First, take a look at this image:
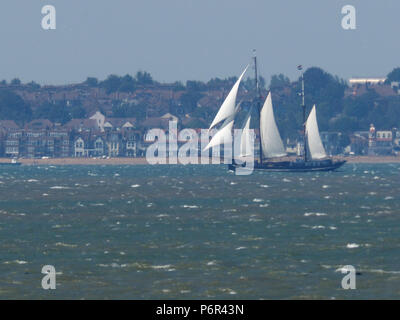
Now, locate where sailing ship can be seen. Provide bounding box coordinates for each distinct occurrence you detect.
[204,53,346,172]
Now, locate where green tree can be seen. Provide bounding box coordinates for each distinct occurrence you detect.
[135,71,153,85]
[119,74,136,92]
[34,101,71,124]
[0,89,32,123]
[101,75,122,94]
[386,67,400,83]
[84,77,99,87]
[270,74,290,91]
[180,91,204,113]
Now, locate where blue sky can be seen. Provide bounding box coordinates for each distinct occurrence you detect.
[0,0,398,85]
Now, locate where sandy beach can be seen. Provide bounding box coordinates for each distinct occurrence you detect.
[1,155,400,165]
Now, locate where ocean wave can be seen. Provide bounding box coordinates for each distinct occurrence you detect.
[55,242,77,248]
[346,243,360,249]
[3,260,28,265]
[304,212,327,216]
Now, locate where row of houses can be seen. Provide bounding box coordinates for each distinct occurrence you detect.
[1,110,399,158]
[0,112,149,158]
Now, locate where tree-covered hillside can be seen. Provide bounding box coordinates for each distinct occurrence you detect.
[1,67,400,137]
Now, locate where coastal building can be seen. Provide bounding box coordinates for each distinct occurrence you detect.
[348,78,386,86]
[367,124,395,155]
[74,136,86,157]
[0,120,21,157]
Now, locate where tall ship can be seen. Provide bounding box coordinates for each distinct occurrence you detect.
[204,52,346,172]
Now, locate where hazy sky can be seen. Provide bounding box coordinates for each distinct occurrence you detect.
[0,0,398,85]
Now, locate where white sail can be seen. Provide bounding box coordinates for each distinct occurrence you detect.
[260,92,286,158]
[306,105,327,160]
[204,118,234,151]
[239,112,252,157]
[209,65,248,130]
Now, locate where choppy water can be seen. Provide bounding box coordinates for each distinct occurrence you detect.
[0,163,400,299]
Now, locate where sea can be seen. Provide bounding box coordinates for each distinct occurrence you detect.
[0,163,399,299]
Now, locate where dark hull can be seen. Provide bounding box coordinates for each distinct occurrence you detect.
[229,159,346,172]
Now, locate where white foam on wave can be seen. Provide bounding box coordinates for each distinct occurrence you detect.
[55,242,77,248]
[368,269,400,274]
[3,260,28,265]
[131,184,140,188]
[335,266,354,273]
[50,186,70,190]
[304,212,328,216]
[346,243,359,249]
[150,264,173,270]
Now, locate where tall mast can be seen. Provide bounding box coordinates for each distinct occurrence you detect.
[253,49,263,164]
[298,65,307,162]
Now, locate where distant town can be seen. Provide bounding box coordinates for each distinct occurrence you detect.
[1,67,400,159]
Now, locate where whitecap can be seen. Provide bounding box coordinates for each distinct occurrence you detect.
[151,264,173,270]
[304,212,327,216]
[3,260,28,265]
[182,205,199,209]
[346,243,359,249]
[131,184,140,188]
[55,242,77,248]
[368,269,400,274]
[335,266,354,273]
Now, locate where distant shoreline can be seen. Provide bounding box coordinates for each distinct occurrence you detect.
[1,156,400,166]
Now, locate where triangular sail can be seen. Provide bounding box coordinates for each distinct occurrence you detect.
[204,118,234,151]
[208,65,248,130]
[260,92,286,158]
[239,112,252,157]
[306,105,327,160]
